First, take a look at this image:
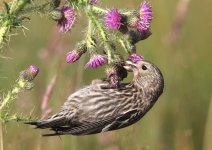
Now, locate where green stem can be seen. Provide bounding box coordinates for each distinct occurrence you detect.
[0,0,31,47]
[87,9,113,63]
[119,36,133,54]
[79,0,83,5]
[119,39,129,53]
[0,21,10,46]
[86,20,94,49]
[0,91,12,112]
[10,0,31,15]
[0,78,26,112]
[92,6,107,14]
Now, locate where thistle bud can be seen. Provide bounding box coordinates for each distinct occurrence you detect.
[76,41,87,53]
[49,9,63,21]
[66,50,82,63]
[85,54,107,68]
[19,65,39,81]
[66,41,87,63]
[126,10,139,28]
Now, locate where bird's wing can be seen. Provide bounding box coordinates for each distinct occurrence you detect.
[26,84,117,131]
[42,117,115,136]
[43,109,141,136]
[101,109,142,132]
[37,83,143,136]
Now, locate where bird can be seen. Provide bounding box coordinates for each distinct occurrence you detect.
[26,60,164,136]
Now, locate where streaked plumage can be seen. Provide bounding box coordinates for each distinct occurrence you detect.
[26,60,164,136]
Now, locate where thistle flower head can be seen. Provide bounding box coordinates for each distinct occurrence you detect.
[105,9,122,29]
[136,1,152,32]
[66,41,87,63]
[57,6,75,32]
[140,1,152,21]
[85,54,107,68]
[66,50,83,63]
[128,53,144,63]
[89,0,99,5]
[136,19,151,32]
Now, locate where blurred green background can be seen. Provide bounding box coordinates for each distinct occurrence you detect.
[0,0,212,150]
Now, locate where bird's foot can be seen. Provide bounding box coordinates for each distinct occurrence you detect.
[105,64,128,89]
[98,75,121,89]
[92,64,128,89]
[108,75,120,89]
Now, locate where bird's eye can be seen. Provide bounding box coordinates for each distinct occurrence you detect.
[142,65,147,70]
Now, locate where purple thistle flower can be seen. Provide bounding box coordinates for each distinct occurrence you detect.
[58,6,75,32]
[136,1,152,32]
[85,54,107,68]
[66,50,82,63]
[128,53,144,63]
[140,1,152,21]
[89,0,99,5]
[136,19,151,32]
[105,9,122,29]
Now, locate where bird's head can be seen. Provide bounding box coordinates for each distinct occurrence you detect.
[123,60,164,94]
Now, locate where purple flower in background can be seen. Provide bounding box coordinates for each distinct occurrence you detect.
[140,1,152,21]
[66,50,82,63]
[128,53,144,63]
[58,6,75,32]
[85,54,107,68]
[105,9,122,29]
[89,0,99,5]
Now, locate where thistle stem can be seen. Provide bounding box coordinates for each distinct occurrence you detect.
[119,37,132,54]
[92,6,107,14]
[0,21,10,47]
[87,9,113,63]
[119,39,129,53]
[86,20,94,49]
[0,0,31,47]
[0,78,26,112]
[10,0,31,15]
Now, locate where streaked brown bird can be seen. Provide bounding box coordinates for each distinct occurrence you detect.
[26,60,164,136]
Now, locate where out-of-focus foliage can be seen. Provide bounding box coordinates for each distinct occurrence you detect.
[0,0,211,150]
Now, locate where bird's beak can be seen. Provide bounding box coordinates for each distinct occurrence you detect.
[123,61,136,72]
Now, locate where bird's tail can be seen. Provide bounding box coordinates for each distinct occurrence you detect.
[38,131,67,137]
[25,115,66,129]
